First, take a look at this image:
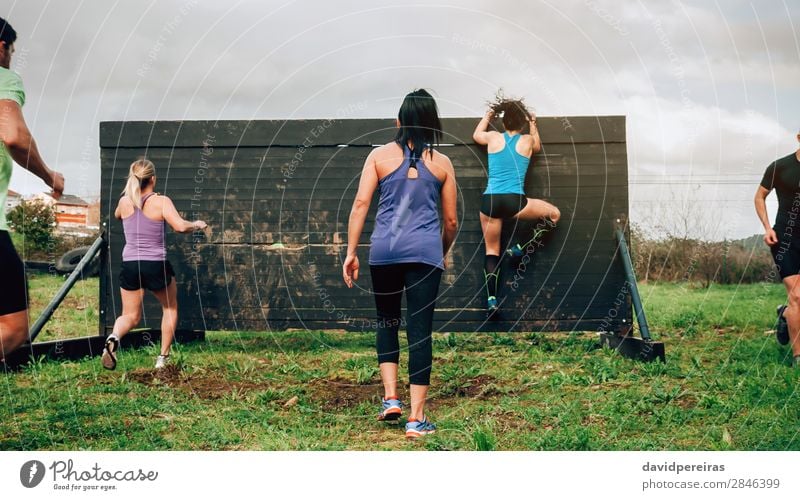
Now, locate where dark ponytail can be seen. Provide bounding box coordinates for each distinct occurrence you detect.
[395,89,443,167]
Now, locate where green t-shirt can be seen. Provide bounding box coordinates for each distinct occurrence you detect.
[0,67,26,232]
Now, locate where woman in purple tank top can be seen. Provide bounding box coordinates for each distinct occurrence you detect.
[101,159,207,371]
[344,89,458,438]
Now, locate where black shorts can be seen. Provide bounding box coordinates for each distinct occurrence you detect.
[480,193,527,219]
[0,230,28,315]
[119,260,175,291]
[770,230,800,280]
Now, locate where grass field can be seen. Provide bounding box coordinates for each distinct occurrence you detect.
[1,278,798,450]
[26,274,99,342]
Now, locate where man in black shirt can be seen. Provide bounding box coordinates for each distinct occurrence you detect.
[755,131,800,367]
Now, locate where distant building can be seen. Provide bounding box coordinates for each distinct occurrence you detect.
[5,189,22,212]
[86,199,101,229]
[34,193,90,230]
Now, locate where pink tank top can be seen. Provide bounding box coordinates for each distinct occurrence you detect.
[121,193,167,261]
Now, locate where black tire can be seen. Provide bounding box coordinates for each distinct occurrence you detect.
[55,246,100,277]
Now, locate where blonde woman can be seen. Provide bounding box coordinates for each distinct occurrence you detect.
[102,159,207,370]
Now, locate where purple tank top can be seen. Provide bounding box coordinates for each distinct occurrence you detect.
[369,146,444,270]
[122,193,167,261]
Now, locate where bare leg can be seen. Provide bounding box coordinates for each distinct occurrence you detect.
[480,213,503,303]
[0,310,29,362]
[409,384,429,421]
[513,198,561,223]
[151,278,178,356]
[111,288,144,341]
[506,198,561,256]
[480,212,503,256]
[782,275,800,358]
[380,362,399,399]
[102,288,143,369]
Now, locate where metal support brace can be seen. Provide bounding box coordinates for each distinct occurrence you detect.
[599,222,666,362]
[28,232,106,343]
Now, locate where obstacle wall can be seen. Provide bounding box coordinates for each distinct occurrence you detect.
[99,117,631,334]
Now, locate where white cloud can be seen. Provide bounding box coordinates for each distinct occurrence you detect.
[4,0,798,241]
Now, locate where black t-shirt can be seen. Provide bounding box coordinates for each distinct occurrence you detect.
[760,152,800,230]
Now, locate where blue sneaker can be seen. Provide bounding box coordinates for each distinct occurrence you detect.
[506,243,525,258]
[506,228,549,258]
[777,305,789,346]
[378,397,403,422]
[487,296,498,312]
[405,417,436,439]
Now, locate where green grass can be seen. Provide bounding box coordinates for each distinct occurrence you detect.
[1,281,798,450]
[12,226,100,342]
[26,274,99,342]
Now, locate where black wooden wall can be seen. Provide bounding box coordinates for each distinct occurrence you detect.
[99,117,631,334]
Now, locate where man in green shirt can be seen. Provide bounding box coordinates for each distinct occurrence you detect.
[0,17,64,362]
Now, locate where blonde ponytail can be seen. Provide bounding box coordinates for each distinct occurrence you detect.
[122,159,156,209]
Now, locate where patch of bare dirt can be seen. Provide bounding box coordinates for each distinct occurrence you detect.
[125,366,270,400]
[675,394,698,409]
[127,365,182,384]
[454,374,500,398]
[308,377,384,409]
[428,375,502,411]
[581,414,606,427]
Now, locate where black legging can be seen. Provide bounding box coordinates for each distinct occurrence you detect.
[369,263,442,386]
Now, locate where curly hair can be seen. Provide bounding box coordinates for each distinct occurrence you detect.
[489,91,532,132]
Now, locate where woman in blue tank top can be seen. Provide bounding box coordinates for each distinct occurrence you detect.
[473,93,561,312]
[344,89,458,439]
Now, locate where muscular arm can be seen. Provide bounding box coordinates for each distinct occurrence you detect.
[342,150,379,287]
[0,100,62,197]
[161,196,203,233]
[472,110,495,145]
[755,186,777,245]
[439,158,458,258]
[528,115,541,153]
[347,150,379,257]
[754,186,771,230]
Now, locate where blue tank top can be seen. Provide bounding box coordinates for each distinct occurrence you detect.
[484,132,530,195]
[369,146,444,270]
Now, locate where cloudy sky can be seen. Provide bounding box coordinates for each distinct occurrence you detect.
[4,0,799,239]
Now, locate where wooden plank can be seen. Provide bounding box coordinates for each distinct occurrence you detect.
[99,173,627,191]
[123,198,620,215]
[113,301,627,323]
[102,231,622,249]
[105,274,628,314]
[99,141,630,166]
[102,241,623,267]
[114,186,620,201]
[100,116,625,148]
[101,196,624,216]
[100,316,624,334]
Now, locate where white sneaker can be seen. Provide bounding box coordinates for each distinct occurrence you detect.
[102,336,119,370]
[155,354,170,369]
